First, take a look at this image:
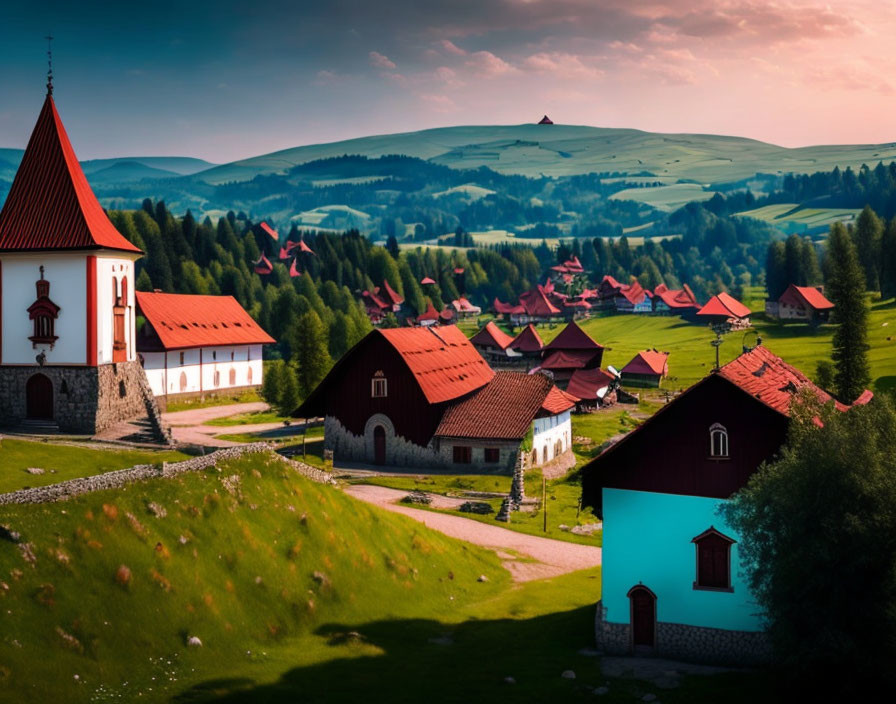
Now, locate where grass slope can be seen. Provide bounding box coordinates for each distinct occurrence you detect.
[0,454,509,702]
[0,438,188,494]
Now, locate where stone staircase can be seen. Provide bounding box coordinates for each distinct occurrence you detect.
[135,370,173,446]
[16,418,61,435]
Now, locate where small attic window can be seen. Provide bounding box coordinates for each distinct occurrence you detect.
[709,423,729,458]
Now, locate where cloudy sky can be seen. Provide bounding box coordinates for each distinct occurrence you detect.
[0,0,893,162]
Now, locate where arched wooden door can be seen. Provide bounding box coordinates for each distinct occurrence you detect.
[26,373,54,420]
[628,585,657,649]
[373,425,386,465]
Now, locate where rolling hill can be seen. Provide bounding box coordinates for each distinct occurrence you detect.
[190,123,896,185]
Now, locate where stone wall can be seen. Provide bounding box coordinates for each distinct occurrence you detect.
[0,443,334,505]
[0,361,159,435]
[594,600,773,666]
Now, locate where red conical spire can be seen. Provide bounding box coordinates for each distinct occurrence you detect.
[0,94,142,253]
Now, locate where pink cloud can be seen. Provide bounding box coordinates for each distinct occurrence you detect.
[439,39,467,56]
[369,51,397,70]
[419,93,459,113]
[523,52,604,79]
[466,50,518,77]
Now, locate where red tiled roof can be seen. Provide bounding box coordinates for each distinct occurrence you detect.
[510,324,545,353]
[470,321,515,350]
[417,301,440,321]
[380,326,493,404]
[253,254,273,274]
[541,349,599,370]
[697,292,751,319]
[494,297,526,315]
[718,345,858,415]
[259,222,279,240]
[363,289,389,311]
[616,279,651,305]
[519,285,562,316]
[420,276,436,285]
[452,297,481,313]
[600,275,622,291]
[544,320,603,351]
[0,95,142,254]
[565,367,615,400]
[622,350,669,377]
[654,282,699,309]
[783,284,834,311]
[540,386,576,415]
[435,372,554,439]
[381,280,404,306]
[136,291,275,351]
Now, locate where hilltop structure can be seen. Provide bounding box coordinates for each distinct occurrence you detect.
[765,284,833,324]
[0,89,156,434]
[136,291,275,410]
[582,346,873,665]
[294,326,575,472]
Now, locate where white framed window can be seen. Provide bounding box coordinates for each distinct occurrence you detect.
[371,375,388,398]
[709,423,729,458]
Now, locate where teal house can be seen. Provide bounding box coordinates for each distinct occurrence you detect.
[581,346,872,665]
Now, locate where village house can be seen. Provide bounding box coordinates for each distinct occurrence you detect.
[294,325,575,473]
[469,320,518,362]
[448,296,481,319]
[581,346,872,665]
[539,320,605,387]
[135,291,275,410]
[564,367,618,411]
[765,284,833,324]
[362,280,404,323]
[697,292,751,329]
[620,349,669,388]
[493,283,562,325]
[596,276,653,313]
[0,88,160,434]
[652,283,700,317]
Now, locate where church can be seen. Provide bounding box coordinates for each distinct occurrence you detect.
[0,86,156,434]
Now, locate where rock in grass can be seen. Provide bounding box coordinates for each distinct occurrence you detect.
[561,670,576,679]
[25,467,45,475]
[187,636,202,647]
[477,574,488,582]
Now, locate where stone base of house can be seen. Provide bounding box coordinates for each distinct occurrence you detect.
[0,362,155,435]
[594,601,772,667]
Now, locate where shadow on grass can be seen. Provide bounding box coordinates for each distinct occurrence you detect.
[172,606,774,704]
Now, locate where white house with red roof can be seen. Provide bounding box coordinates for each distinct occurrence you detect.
[0,88,161,434]
[582,346,872,665]
[136,291,275,407]
[295,325,574,472]
[765,284,834,323]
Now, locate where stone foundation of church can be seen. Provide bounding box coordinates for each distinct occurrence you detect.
[0,361,154,435]
[594,600,773,666]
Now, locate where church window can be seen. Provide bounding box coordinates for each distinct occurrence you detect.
[371,372,388,398]
[27,266,60,348]
[709,423,729,458]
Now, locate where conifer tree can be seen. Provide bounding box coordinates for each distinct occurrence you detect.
[880,218,896,299]
[276,363,301,416]
[261,360,284,409]
[290,310,332,399]
[852,205,883,290]
[825,222,870,402]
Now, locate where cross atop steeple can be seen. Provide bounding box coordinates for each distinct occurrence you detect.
[45,35,54,95]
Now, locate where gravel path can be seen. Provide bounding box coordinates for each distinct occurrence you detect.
[345,484,601,582]
[162,402,270,427]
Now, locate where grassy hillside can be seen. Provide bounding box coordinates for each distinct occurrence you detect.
[192,123,896,185]
[734,203,860,236]
[0,454,508,702]
[0,438,189,494]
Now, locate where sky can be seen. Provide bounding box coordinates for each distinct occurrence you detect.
[1,0,894,163]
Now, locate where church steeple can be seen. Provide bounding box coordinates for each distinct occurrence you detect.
[0,91,142,254]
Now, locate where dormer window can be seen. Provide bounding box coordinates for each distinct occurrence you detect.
[371,371,387,398]
[27,266,60,348]
[692,527,736,591]
[709,423,729,458]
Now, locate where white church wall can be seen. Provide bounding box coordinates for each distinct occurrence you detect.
[200,345,256,391]
[96,256,136,364]
[532,410,572,464]
[141,351,167,396]
[0,253,87,365]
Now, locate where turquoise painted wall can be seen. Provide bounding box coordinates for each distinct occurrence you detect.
[602,488,763,632]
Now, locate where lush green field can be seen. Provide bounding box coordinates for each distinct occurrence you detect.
[205,410,292,427]
[735,203,860,234]
[164,389,261,413]
[610,183,717,211]
[0,438,189,494]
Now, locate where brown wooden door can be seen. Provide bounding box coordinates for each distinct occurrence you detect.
[26,373,54,420]
[629,586,656,648]
[374,426,386,465]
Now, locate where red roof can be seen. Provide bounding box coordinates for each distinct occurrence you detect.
[136,291,275,351]
[379,326,493,404]
[417,301,440,321]
[259,222,279,240]
[781,284,834,311]
[518,285,562,316]
[470,321,515,350]
[565,367,615,400]
[420,276,436,285]
[544,320,603,351]
[510,324,545,353]
[285,238,315,255]
[617,279,651,305]
[253,254,273,274]
[622,350,669,377]
[0,95,142,254]
[289,257,301,277]
[718,345,859,415]
[654,283,699,309]
[363,289,389,311]
[453,267,465,275]
[381,280,404,306]
[541,349,598,370]
[435,372,558,439]
[697,292,751,319]
[494,297,526,315]
[452,297,480,313]
[540,386,577,415]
